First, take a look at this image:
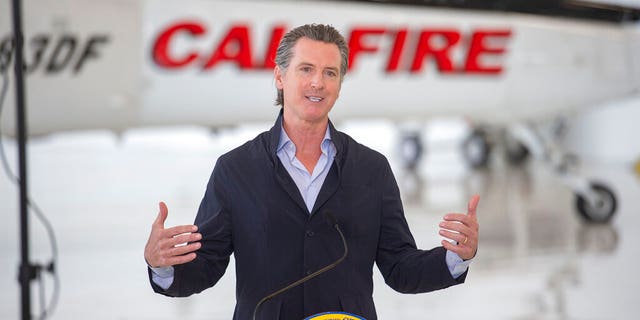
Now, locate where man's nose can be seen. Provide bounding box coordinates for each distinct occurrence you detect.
[310,72,324,89]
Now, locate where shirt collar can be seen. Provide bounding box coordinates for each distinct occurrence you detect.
[269,109,344,169]
[277,123,332,159]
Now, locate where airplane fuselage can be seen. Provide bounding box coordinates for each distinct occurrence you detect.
[1,0,639,136]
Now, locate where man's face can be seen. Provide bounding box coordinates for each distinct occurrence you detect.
[275,37,342,125]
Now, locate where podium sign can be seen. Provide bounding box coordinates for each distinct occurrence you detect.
[305,312,365,320]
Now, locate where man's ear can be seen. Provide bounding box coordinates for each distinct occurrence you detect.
[274,65,284,89]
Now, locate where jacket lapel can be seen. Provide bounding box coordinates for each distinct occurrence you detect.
[268,109,311,215]
[310,161,340,216]
[274,157,311,215]
[311,120,345,216]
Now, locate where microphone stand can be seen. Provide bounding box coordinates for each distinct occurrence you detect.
[252,221,348,320]
[10,0,35,319]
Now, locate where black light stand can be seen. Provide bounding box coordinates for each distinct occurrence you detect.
[10,0,34,319]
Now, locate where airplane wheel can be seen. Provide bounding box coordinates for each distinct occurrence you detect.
[462,129,491,169]
[399,132,423,171]
[575,183,617,224]
[504,136,529,165]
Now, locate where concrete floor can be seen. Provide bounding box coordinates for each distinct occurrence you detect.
[0,123,638,319]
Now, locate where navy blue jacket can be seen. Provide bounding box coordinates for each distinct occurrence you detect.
[149,111,466,319]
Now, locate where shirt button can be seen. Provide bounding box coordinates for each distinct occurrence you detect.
[306,230,314,237]
[306,270,312,275]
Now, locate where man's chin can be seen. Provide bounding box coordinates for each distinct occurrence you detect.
[299,111,331,124]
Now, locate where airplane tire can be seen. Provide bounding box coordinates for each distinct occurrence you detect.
[463,129,491,169]
[399,132,423,171]
[575,183,617,224]
[505,138,529,165]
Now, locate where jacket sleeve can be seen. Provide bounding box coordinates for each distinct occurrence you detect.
[149,157,234,297]
[375,160,466,294]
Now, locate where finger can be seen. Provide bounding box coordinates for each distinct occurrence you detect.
[168,232,202,247]
[444,213,473,224]
[154,202,169,228]
[163,224,198,237]
[168,242,201,257]
[165,252,198,266]
[443,214,478,232]
[467,194,480,216]
[439,229,466,244]
[440,220,474,236]
[441,240,464,255]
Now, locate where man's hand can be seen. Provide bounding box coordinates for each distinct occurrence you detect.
[144,202,202,268]
[439,194,480,261]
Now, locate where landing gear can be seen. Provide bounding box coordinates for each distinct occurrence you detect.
[575,183,617,223]
[399,131,423,171]
[504,132,529,166]
[395,119,619,224]
[461,127,531,168]
[506,122,618,224]
[462,128,492,169]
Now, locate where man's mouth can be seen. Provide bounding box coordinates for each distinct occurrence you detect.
[306,96,324,103]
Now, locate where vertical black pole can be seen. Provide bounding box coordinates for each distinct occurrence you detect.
[10,0,32,319]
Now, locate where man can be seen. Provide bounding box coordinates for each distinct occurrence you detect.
[144,24,479,320]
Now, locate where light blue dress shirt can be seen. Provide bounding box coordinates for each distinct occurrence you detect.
[276,124,336,213]
[150,124,471,289]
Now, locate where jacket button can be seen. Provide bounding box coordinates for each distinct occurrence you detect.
[306,230,314,237]
[306,270,312,275]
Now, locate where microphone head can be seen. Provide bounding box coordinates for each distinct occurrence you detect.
[323,211,338,227]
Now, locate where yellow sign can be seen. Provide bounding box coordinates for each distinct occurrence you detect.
[305,312,365,320]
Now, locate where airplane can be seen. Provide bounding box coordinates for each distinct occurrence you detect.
[1,0,639,224]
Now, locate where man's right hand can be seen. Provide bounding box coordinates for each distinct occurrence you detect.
[144,202,202,268]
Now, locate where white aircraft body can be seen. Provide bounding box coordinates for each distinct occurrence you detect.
[1,0,639,222]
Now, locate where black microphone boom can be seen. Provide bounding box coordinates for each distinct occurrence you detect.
[252,212,348,320]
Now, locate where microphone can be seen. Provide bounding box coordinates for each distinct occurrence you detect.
[252,211,348,320]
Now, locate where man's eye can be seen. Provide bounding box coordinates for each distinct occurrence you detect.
[301,67,312,72]
[326,71,337,77]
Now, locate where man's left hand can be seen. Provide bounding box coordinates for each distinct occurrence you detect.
[439,194,480,260]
